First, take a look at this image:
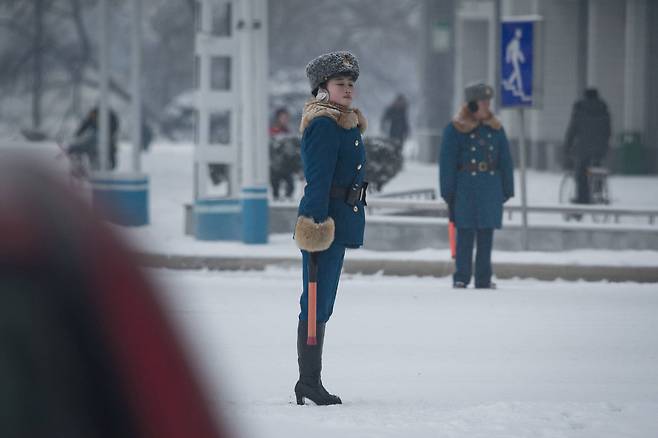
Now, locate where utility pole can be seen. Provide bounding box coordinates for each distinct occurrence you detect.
[98,0,109,171]
[418,0,456,163]
[131,0,143,172]
[32,0,44,129]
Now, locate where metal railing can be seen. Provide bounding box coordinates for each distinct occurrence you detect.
[365,197,658,225]
[269,188,658,225]
[374,188,437,200]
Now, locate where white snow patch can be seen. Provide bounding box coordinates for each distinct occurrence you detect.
[149,268,658,438]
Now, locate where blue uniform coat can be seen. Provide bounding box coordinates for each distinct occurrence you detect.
[294,100,367,322]
[439,107,514,229]
[297,104,367,248]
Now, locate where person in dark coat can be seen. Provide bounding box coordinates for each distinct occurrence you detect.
[380,93,409,145]
[269,107,291,136]
[293,51,368,405]
[564,88,611,204]
[68,106,120,170]
[439,82,514,289]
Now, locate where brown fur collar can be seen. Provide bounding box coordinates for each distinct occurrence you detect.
[452,104,502,133]
[299,99,367,134]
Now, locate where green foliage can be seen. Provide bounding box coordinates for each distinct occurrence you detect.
[363,136,403,192]
[269,135,302,177]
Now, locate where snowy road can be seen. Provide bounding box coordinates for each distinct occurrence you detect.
[150,268,658,438]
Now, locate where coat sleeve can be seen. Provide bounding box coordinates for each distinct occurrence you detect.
[439,124,458,204]
[499,127,515,201]
[300,117,340,223]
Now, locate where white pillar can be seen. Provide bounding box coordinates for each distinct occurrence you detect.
[253,0,269,188]
[238,0,269,244]
[238,0,268,188]
[239,0,255,188]
[98,0,109,171]
[130,0,142,172]
[194,0,240,199]
[623,0,647,132]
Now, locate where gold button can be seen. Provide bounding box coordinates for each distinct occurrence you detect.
[355,140,360,146]
[353,205,358,212]
[357,164,362,170]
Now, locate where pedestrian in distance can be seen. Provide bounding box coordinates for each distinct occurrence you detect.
[293,51,368,405]
[380,93,410,146]
[439,82,514,289]
[67,106,120,171]
[269,107,291,136]
[564,88,611,205]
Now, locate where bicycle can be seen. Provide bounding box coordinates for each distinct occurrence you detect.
[21,128,90,187]
[558,166,611,222]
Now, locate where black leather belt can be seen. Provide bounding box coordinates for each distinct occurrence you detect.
[330,182,368,206]
[459,161,497,172]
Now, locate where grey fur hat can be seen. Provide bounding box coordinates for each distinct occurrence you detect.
[305,51,360,92]
[465,82,494,102]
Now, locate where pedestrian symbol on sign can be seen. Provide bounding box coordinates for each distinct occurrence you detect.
[503,28,531,102]
[500,19,536,108]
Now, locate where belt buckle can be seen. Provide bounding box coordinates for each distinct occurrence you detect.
[478,161,488,172]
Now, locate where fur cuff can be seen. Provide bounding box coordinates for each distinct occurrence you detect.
[294,216,335,252]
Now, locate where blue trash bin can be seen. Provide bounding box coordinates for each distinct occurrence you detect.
[90,172,149,226]
[241,186,269,244]
[194,197,242,241]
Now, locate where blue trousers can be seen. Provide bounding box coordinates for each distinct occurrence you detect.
[454,228,494,287]
[299,242,346,322]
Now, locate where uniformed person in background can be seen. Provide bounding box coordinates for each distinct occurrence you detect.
[293,51,368,405]
[439,82,514,289]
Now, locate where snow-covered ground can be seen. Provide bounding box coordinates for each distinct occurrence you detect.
[150,267,658,438]
[42,142,654,435]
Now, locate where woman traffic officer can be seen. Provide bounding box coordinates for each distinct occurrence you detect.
[293,51,368,406]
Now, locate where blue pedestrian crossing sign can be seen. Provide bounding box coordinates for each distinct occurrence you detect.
[500,17,542,108]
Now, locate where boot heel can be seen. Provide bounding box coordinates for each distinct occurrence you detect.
[296,393,305,405]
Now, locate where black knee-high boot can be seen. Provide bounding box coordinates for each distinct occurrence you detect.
[295,320,342,405]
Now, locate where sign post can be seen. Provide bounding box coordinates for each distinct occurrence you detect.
[500,16,542,250]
